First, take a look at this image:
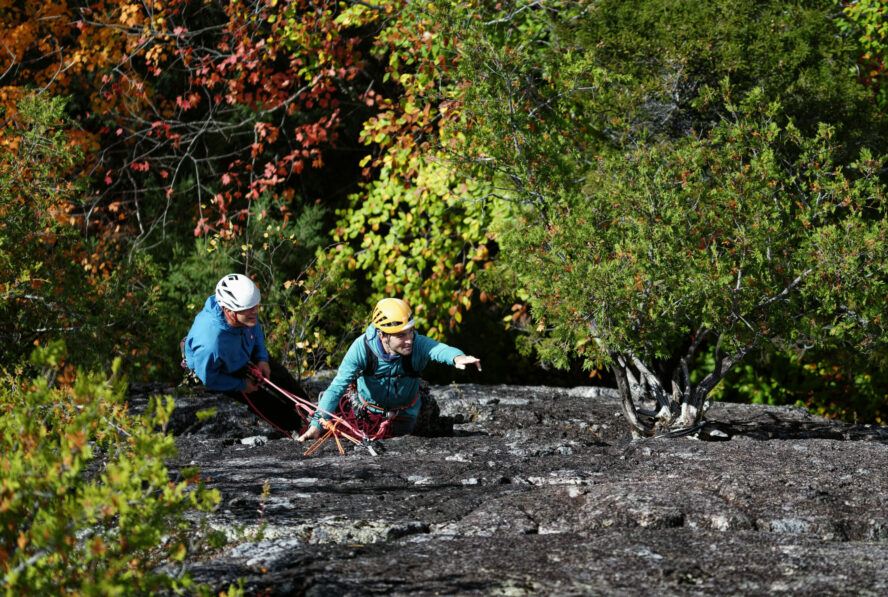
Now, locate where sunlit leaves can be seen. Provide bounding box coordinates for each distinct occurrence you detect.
[319,0,501,338]
[839,0,888,111]
[0,343,221,594]
[332,156,503,338]
[443,0,888,410]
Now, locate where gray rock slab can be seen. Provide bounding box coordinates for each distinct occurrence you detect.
[129,381,888,595]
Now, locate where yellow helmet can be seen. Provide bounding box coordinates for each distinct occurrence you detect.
[371,298,414,333]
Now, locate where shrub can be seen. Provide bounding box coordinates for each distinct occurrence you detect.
[443,0,888,434]
[0,342,225,595]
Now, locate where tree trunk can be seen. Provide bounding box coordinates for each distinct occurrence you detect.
[611,358,705,437]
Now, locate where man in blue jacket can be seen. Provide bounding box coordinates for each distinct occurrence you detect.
[183,273,305,436]
[297,297,481,442]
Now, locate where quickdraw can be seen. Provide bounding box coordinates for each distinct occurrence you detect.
[243,364,379,457]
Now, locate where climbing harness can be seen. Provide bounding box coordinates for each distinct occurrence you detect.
[337,385,419,441]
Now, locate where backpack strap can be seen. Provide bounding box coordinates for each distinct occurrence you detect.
[362,336,378,378]
[363,335,419,379]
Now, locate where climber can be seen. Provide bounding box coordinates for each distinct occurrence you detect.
[182,273,306,437]
[297,298,481,442]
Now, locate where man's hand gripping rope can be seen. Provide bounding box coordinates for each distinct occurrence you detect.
[244,364,370,456]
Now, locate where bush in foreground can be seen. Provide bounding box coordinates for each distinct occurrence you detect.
[0,343,227,595]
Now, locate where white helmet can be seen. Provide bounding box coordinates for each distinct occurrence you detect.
[215,274,261,311]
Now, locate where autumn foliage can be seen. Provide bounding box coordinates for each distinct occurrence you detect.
[1,0,886,415]
[3,0,367,236]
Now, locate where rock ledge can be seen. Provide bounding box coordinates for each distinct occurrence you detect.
[130,382,888,595]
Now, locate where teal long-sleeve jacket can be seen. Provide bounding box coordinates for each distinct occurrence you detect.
[311,325,464,428]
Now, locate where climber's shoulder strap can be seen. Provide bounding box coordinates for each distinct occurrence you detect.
[362,336,379,378]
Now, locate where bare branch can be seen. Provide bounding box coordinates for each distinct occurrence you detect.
[751,268,813,312]
[693,342,758,407]
[628,351,670,411]
[34,37,65,97]
[0,38,18,86]
[683,326,709,362]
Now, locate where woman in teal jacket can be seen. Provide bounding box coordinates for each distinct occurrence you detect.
[298,298,482,441]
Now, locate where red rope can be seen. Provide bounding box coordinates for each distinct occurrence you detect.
[334,393,398,441]
[245,364,370,451]
[241,390,293,439]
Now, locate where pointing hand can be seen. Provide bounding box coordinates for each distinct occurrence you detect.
[454,355,482,371]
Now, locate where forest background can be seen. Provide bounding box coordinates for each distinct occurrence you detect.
[3,0,888,421]
[2,0,888,592]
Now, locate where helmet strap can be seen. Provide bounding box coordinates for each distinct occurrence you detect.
[378,331,396,356]
[222,307,240,327]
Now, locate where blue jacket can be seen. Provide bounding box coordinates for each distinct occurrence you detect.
[184,296,270,392]
[312,325,464,428]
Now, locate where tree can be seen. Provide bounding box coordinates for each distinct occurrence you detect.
[1,1,513,377]
[0,0,382,376]
[0,93,149,372]
[0,0,365,241]
[319,0,504,337]
[442,0,888,434]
